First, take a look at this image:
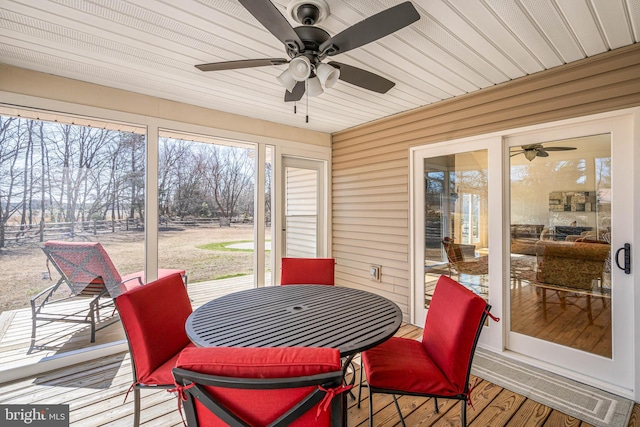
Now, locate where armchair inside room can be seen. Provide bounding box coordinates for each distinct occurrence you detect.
[534,242,611,324]
[441,238,488,285]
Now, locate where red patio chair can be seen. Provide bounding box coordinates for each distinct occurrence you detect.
[280,257,335,285]
[172,346,349,426]
[31,240,186,343]
[358,275,494,427]
[115,272,193,427]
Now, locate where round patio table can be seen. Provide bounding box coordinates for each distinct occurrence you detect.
[186,285,403,358]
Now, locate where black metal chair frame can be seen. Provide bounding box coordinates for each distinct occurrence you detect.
[359,304,491,427]
[172,367,347,427]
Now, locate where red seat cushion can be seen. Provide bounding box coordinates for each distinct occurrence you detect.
[119,268,186,292]
[115,272,192,386]
[362,337,455,396]
[174,347,342,426]
[143,342,196,385]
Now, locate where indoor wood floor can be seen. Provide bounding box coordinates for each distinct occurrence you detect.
[510,280,611,358]
[0,322,638,427]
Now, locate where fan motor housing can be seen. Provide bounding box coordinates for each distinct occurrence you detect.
[288,26,331,59]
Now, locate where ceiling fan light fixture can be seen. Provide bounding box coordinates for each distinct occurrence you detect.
[289,56,312,81]
[316,63,340,88]
[307,76,323,96]
[276,69,297,91]
[524,150,537,161]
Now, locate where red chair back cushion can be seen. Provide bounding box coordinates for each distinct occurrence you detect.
[421,275,487,393]
[115,272,192,385]
[280,258,335,285]
[175,347,341,426]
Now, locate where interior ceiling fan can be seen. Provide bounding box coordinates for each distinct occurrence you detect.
[510,144,577,161]
[195,0,420,102]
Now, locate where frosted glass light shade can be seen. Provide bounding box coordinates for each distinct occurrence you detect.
[307,76,323,96]
[289,56,312,81]
[277,69,297,91]
[316,63,340,88]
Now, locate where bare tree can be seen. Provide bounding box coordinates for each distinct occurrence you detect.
[201,145,254,220]
[0,117,23,247]
[46,124,116,222]
[158,138,191,217]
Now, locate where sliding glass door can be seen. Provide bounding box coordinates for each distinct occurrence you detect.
[411,111,636,396]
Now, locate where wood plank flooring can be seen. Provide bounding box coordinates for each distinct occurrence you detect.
[0,321,637,426]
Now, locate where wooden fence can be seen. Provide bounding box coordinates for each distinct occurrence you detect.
[1,216,242,246]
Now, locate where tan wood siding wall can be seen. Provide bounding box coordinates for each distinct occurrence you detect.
[331,43,640,318]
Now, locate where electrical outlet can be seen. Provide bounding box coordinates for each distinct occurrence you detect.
[369,265,381,282]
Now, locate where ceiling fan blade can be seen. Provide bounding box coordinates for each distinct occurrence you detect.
[238,0,303,49]
[510,151,525,157]
[537,150,550,157]
[195,58,288,71]
[320,2,420,56]
[284,81,305,102]
[328,61,395,93]
[543,147,577,151]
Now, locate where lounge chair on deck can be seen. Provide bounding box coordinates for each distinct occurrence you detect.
[31,240,186,343]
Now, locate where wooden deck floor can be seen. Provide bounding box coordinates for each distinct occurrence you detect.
[1,276,638,426]
[0,321,638,426]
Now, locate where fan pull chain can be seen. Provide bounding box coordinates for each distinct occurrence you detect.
[305,79,309,123]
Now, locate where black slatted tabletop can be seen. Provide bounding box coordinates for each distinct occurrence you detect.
[186,285,403,357]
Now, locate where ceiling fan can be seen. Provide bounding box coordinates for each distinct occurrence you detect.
[510,144,577,161]
[195,0,420,102]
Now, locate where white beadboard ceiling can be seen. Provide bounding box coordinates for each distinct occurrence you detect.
[0,0,638,133]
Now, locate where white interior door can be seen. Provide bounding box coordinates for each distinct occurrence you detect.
[281,157,325,258]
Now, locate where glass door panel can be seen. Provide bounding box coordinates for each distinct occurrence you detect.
[509,135,611,357]
[422,150,489,312]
